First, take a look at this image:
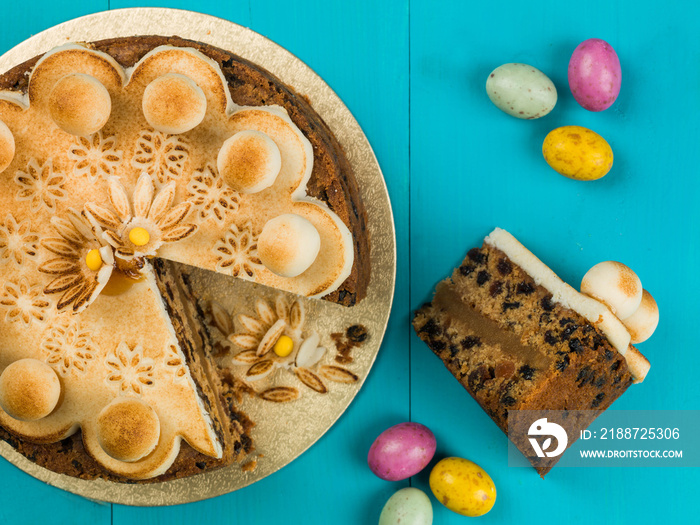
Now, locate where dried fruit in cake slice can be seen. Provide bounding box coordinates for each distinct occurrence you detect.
[412,228,656,476]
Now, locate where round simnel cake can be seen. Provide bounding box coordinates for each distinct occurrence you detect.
[0,35,370,481]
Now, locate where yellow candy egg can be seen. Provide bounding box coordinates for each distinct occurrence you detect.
[542,125,613,181]
[85,248,103,271]
[429,457,496,517]
[128,227,150,246]
[273,335,294,357]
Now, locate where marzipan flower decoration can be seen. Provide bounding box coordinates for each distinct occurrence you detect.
[38,208,114,313]
[86,173,197,260]
[14,158,67,214]
[163,344,188,383]
[0,213,40,268]
[187,165,239,226]
[41,320,98,376]
[213,221,263,278]
[105,341,156,396]
[67,131,123,183]
[212,295,359,402]
[226,295,306,361]
[131,129,189,187]
[0,277,50,325]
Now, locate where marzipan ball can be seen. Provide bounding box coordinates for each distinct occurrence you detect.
[622,289,659,344]
[0,359,61,421]
[49,73,111,136]
[581,261,642,320]
[258,214,321,277]
[97,397,160,462]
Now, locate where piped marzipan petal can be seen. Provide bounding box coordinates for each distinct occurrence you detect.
[102,229,125,249]
[256,319,286,356]
[148,182,176,223]
[210,301,233,335]
[228,333,259,350]
[255,299,277,326]
[66,208,95,240]
[107,176,131,221]
[289,300,305,331]
[319,365,359,383]
[294,367,327,393]
[230,349,259,364]
[57,282,90,310]
[72,280,100,312]
[238,314,266,335]
[44,273,82,294]
[132,173,154,218]
[157,201,192,230]
[39,258,80,275]
[50,216,83,245]
[161,224,197,243]
[41,238,79,257]
[85,202,124,231]
[246,360,274,381]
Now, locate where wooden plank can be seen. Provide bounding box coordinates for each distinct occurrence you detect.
[0,466,111,524]
[409,1,698,523]
[0,2,109,55]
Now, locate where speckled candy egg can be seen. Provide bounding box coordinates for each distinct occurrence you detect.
[542,125,613,180]
[429,457,496,517]
[486,63,557,119]
[379,488,433,525]
[368,422,437,481]
[568,38,621,111]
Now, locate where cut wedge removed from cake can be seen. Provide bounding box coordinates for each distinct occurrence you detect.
[413,228,654,476]
[0,36,369,481]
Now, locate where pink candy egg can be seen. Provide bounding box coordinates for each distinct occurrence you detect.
[368,422,437,481]
[568,38,621,111]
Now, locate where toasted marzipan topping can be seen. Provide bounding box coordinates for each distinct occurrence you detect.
[0,120,14,172]
[258,214,321,278]
[142,73,206,134]
[97,397,160,462]
[625,345,651,384]
[217,129,281,194]
[0,40,359,479]
[48,73,111,136]
[581,261,643,320]
[622,289,659,344]
[0,359,61,421]
[484,228,647,380]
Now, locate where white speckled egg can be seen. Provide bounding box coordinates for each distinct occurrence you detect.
[379,488,433,525]
[486,63,557,119]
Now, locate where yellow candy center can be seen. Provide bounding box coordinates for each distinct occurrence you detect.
[85,249,103,271]
[128,227,150,246]
[273,335,294,357]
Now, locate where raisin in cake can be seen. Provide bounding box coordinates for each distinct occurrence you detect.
[0,36,369,481]
[413,228,654,476]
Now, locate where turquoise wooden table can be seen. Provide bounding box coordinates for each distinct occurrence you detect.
[0,1,697,523]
